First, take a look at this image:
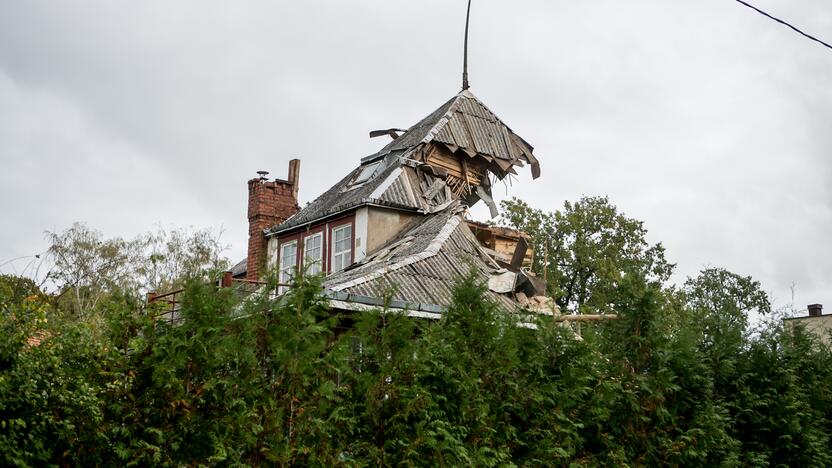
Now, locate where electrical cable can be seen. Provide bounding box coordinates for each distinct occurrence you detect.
[733,0,832,51]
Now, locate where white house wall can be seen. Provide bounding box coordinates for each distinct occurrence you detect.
[354,206,369,262]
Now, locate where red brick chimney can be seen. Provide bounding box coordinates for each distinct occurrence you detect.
[247,159,300,280]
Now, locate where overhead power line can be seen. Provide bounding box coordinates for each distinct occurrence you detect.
[733,0,832,52]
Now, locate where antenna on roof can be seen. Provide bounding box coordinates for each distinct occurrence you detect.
[462,0,472,91]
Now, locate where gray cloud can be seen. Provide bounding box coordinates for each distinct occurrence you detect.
[1,0,830,310]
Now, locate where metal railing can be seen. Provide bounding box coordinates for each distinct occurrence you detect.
[145,272,295,324]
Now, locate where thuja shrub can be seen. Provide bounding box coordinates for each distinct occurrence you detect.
[5,270,832,466]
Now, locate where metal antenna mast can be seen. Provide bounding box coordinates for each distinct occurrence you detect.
[462,0,472,90]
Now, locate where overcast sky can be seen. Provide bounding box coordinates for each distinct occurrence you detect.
[1,0,829,313]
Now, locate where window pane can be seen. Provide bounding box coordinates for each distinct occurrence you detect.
[281,243,296,270]
[280,242,296,284]
[334,226,351,253]
[352,162,380,185]
[304,233,322,275]
[331,225,352,273]
[334,252,346,272]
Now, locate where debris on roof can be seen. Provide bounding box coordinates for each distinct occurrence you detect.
[378,90,540,180]
[323,202,554,317]
[467,220,533,268]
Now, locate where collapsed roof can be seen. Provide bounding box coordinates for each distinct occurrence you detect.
[268,89,550,316]
[324,202,554,317]
[268,89,540,236]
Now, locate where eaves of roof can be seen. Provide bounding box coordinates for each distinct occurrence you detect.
[265,199,421,237]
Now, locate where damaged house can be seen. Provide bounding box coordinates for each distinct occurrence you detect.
[239,89,554,318]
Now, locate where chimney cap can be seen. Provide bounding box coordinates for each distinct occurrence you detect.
[808,304,823,317]
[256,170,269,180]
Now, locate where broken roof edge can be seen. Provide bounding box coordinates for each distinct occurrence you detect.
[376,89,537,159]
[328,298,540,329]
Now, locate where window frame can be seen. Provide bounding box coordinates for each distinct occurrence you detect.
[303,231,324,276]
[348,162,381,188]
[278,239,298,292]
[330,223,353,273]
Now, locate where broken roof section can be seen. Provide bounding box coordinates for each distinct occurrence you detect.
[324,203,519,314]
[374,89,540,178]
[323,202,554,317]
[267,89,540,236]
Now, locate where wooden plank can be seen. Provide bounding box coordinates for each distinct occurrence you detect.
[423,179,446,200]
[553,314,619,322]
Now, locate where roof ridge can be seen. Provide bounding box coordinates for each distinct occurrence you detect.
[417,95,464,146]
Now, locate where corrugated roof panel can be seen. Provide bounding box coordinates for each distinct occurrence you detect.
[428,252,464,278]
[377,172,417,208]
[435,125,456,145]
[460,97,488,121]
[439,251,471,277]
[500,125,519,161]
[468,114,506,159]
[326,208,532,313]
[484,119,512,160]
[462,113,486,155]
[383,272,427,301]
[450,230,478,256]
[423,270,472,307]
[476,98,498,121]
[408,255,452,283]
[478,116,502,157]
[447,114,473,149]
[347,281,379,299]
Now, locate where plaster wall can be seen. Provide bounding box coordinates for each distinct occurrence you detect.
[367,207,419,254]
[785,315,832,347]
[354,207,369,262]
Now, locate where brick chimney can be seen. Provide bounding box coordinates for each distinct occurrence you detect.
[247,159,300,280]
[808,304,823,317]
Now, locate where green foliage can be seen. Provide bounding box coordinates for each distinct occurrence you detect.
[4,207,832,465]
[500,196,674,313]
[3,266,832,466]
[0,274,46,313]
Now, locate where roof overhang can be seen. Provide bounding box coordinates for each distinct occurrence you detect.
[265,200,421,237]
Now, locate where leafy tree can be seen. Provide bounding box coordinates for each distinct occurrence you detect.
[500,196,674,314]
[45,223,229,316]
[135,225,230,293]
[685,267,771,346]
[0,274,46,314]
[46,223,140,315]
[683,267,771,392]
[0,288,115,466]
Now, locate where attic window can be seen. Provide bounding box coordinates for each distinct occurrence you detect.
[350,162,381,187]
